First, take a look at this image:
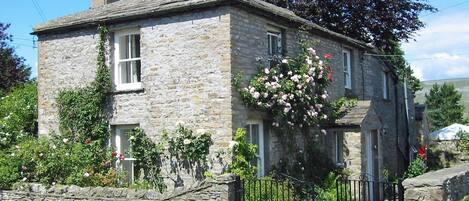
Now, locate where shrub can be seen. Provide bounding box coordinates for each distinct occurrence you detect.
[456,131,469,154]
[0,83,37,149]
[404,157,427,178]
[314,172,339,201]
[228,128,257,180]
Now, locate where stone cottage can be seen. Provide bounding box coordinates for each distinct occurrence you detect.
[33,0,419,190]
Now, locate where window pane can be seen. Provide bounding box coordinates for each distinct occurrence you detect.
[343,52,348,71]
[130,34,140,58]
[132,60,141,83]
[121,160,134,183]
[251,124,259,155]
[245,125,251,142]
[119,61,132,84]
[121,129,132,156]
[119,35,130,60]
[267,35,272,55]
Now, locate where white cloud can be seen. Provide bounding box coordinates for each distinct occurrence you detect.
[403,11,469,80]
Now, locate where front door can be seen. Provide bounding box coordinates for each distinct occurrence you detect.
[245,120,265,177]
[366,129,380,200]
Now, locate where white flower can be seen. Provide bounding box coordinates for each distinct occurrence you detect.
[229,141,238,149]
[323,114,328,119]
[39,153,44,157]
[307,48,316,55]
[318,60,323,66]
[284,107,291,113]
[306,59,313,65]
[279,74,284,78]
[129,135,136,141]
[63,138,69,144]
[263,93,269,98]
[65,153,70,156]
[183,139,192,145]
[282,59,288,64]
[249,87,255,93]
[11,153,15,157]
[282,94,288,100]
[52,182,56,185]
[196,129,206,135]
[321,94,327,99]
[253,92,260,99]
[84,172,90,177]
[52,145,57,149]
[15,145,20,149]
[287,71,293,76]
[22,177,27,182]
[257,102,263,106]
[264,68,270,74]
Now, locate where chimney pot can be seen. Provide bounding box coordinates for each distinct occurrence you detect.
[91,0,119,8]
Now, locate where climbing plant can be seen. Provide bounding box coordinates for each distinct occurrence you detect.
[56,25,111,144]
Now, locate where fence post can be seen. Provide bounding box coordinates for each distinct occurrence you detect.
[234,175,241,201]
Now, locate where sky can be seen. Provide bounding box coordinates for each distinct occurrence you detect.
[1,1,469,81]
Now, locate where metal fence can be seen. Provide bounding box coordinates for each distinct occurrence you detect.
[336,177,404,201]
[234,177,317,201]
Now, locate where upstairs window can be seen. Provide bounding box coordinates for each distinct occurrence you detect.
[110,125,137,183]
[343,50,352,89]
[383,71,390,99]
[267,26,283,57]
[114,30,142,91]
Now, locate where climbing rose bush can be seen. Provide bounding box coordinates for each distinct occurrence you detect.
[235,45,350,128]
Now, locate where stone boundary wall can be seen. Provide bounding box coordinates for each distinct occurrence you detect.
[0,175,237,201]
[403,163,469,201]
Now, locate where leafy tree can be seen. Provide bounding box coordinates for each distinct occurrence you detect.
[264,0,435,94]
[425,83,466,131]
[0,82,37,149]
[0,23,31,94]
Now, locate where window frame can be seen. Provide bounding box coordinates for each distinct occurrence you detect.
[113,29,142,91]
[245,120,265,177]
[267,25,284,57]
[382,71,390,100]
[343,49,352,89]
[110,125,137,184]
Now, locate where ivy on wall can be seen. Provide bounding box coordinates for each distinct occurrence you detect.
[56,25,111,144]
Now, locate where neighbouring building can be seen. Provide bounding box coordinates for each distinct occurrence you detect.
[33,0,420,192]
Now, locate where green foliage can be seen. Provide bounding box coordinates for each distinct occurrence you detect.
[425,83,467,131]
[314,172,339,201]
[456,132,469,154]
[162,125,213,165]
[404,157,427,179]
[0,83,37,148]
[386,42,422,94]
[0,23,31,93]
[127,128,166,192]
[242,177,296,201]
[228,128,257,180]
[56,25,111,144]
[234,44,356,129]
[0,137,120,189]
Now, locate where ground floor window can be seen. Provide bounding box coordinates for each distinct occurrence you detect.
[110,125,137,183]
[333,131,344,167]
[245,120,265,177]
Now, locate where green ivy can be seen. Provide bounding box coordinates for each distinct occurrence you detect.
[403,157,427,179]
[127,128,166,192]
[56,25,111,144]
[228,128,257,180]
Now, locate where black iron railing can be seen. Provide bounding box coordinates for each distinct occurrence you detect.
[234,177,317,201]
[336,177,404,201]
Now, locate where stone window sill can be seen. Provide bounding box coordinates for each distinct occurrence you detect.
[111,88,145,95]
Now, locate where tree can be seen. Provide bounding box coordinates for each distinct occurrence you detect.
[0,23,31,95]
[264,0,435,93]
[425,83,466,131]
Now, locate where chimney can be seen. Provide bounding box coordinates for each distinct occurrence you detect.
[91,0,119,8]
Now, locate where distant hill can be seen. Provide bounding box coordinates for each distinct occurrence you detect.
[414,78,469,117]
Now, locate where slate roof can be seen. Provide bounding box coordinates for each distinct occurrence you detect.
[335,100,371,126]
[32,0,372,49]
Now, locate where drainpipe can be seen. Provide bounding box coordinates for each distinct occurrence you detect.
[403,79,411,163]
[394,79,401,175]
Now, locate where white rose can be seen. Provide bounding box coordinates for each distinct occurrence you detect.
[253,92,260,99]
[282,59,288,64]
[183,139,192,145]
[22,177,27,182]
[84,172,90,177]
[63,138,69,143]
[264,68,270,74]
[287,71,293,75]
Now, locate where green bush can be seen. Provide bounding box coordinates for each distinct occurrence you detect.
[0,83,37,148]
[404,157,427,178]
[242,177,296,201]
[228,128,257,180]
[0,137,120,189]
[314,172,339,201]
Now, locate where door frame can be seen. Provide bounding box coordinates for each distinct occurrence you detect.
[246,120,265,177]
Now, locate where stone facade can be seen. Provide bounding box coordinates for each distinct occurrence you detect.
[35,0,416,188]
[0,175,236,201]
[403,163,469,201]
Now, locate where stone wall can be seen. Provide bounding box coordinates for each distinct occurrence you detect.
[403,163,469,201]
[0,175,237,201]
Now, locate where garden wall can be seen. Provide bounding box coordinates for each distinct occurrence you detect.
[403,163,469,201]
[0,175,237,201]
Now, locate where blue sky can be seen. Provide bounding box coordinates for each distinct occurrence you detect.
[1,1,469,81]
